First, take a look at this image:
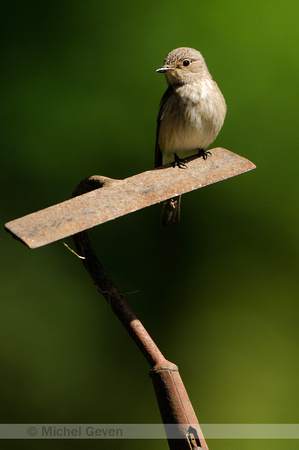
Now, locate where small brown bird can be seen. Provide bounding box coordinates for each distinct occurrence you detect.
[155,47,226,225]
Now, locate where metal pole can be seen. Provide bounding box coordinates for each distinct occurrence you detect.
[72,176,209,449]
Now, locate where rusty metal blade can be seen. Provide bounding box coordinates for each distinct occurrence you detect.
[4,148,255,249]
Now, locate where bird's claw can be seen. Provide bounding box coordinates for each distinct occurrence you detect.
[198,149,212,160]
[174,153,187,169]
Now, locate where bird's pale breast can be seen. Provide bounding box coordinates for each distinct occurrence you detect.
[158,79,226,164]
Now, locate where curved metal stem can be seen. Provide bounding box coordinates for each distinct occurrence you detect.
[72,175,209,450]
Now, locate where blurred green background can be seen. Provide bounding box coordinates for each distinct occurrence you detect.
[1,1,298,449]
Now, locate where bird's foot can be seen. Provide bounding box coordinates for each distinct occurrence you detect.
[174,153,187,169]
[198,148,212,160]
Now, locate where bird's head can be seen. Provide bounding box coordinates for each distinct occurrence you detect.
[156,47,210,85]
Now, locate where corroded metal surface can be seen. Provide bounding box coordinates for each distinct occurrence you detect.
[5,148,255,248]
[151,361,209,449]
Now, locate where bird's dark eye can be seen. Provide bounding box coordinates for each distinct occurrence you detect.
[183,60,190,67]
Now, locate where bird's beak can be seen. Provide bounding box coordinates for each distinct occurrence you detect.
[156,66,176,73]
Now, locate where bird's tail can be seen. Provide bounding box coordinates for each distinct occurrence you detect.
[161,195,181,226]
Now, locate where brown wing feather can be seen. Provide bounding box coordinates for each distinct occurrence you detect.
[155,86,173,168]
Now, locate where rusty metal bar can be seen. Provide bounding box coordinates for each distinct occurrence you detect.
[4,148,255,248]
[72,176,209,448]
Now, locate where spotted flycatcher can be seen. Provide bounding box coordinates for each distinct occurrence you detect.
[155,47,226,225]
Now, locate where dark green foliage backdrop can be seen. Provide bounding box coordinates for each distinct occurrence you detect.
[1,1,298,449]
